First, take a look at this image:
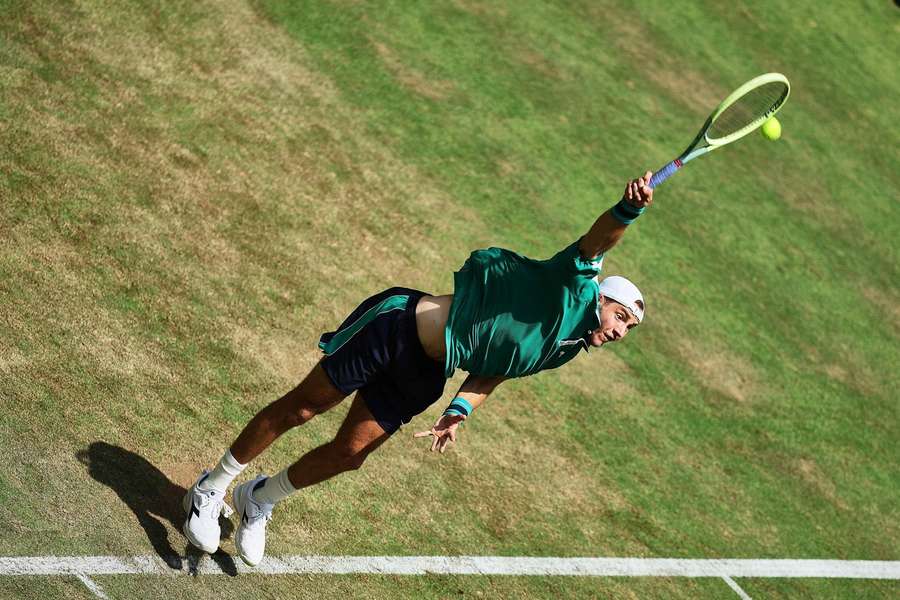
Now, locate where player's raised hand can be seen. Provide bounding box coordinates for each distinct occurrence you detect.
[625,171,654,209]
[414,414,466,453]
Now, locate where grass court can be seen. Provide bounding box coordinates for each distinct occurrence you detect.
[1,1,898,598]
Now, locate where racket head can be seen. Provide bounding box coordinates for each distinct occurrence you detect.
[703,73,790,146]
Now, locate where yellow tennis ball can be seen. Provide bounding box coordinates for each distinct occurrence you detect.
[761,116,782,140]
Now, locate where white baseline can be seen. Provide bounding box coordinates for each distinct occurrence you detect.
[1,556,899,579]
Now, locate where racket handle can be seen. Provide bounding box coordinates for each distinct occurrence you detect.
[648,159,682,189]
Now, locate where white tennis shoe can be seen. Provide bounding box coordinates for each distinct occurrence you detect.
[233,475,274,566]
[182,471,233,553]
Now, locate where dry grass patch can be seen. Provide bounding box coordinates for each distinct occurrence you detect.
[861,285,900,337]
[225,324,315,384]
[371,39,455,101]
[2,0,483,364]
[792,457,849,511]
[801,342,883,398]
[452,0,509,20]
[0,0,492,558]
[608,18,728,118]
[0,346,29,373]
[673,337,761,404]
[557,350,638,405]
[517,48,566,81]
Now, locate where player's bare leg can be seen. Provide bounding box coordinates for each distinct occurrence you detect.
[233,393,391,564]
[184,361,346,553]
[230,361,347,464]
[286,392,391,488]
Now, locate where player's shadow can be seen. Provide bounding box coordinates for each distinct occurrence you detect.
[77,441,237,576]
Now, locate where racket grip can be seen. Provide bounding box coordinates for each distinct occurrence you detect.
[648,159,682,189]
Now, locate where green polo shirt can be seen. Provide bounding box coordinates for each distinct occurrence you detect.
[444,239,604,378]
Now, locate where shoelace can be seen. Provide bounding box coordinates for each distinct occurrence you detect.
[196,489,234,518]
[247,507,273,525]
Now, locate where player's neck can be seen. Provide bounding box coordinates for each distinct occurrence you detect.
[415,294,452,363]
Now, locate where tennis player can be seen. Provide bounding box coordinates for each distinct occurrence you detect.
[183,172,654,565]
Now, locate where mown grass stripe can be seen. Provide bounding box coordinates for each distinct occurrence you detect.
[1,556,898,579]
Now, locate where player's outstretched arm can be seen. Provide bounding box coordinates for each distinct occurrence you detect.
[579,171,654,260]
[414,374,505,454]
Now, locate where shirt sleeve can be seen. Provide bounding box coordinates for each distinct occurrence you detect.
[548,238,604,278]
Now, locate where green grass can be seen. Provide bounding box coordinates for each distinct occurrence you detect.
[1,0,898,598]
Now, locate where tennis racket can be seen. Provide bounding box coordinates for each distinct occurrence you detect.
[647,72,791,189]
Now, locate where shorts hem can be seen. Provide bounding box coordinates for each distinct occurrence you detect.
[319,358,357,397]
[359,389,403,435]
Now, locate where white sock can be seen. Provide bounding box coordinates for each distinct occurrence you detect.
[200,449,247,492]
[251,468,296,505]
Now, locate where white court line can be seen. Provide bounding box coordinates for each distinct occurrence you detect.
[722,575,753,600]
[75,573,110,599]
[1,556,899,579]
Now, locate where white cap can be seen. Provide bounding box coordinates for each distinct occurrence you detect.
[597,275,645,323]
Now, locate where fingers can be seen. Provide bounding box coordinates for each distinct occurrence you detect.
[640,171,653,201]
[435,431,452,453]
[640,181,652,205]
[642,182,653,205]
[634,182,645,206]
[416,430,458,453]
[438,431,456,453]
[624,173,652,208]
[416,423,462,453]
[626,181,640,205]
[625,172,655,204]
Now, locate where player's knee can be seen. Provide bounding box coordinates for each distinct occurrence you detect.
[333,443,369,472]
[279,394,339,429]
[283,405,318,428]
[345,452,367,471]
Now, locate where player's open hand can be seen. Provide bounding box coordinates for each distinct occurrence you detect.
[625,171,653,209]
[414,414,466,453]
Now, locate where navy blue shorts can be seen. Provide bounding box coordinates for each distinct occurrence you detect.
[318,287,447,434]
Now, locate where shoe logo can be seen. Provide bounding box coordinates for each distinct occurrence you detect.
[187,500,200,522]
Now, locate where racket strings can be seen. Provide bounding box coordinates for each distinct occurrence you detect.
[708,82,789,140]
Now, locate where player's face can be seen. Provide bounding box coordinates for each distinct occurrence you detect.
[588,298,639,347]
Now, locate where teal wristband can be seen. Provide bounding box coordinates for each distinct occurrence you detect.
[611,198,645,225]
[443,397,473,417]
